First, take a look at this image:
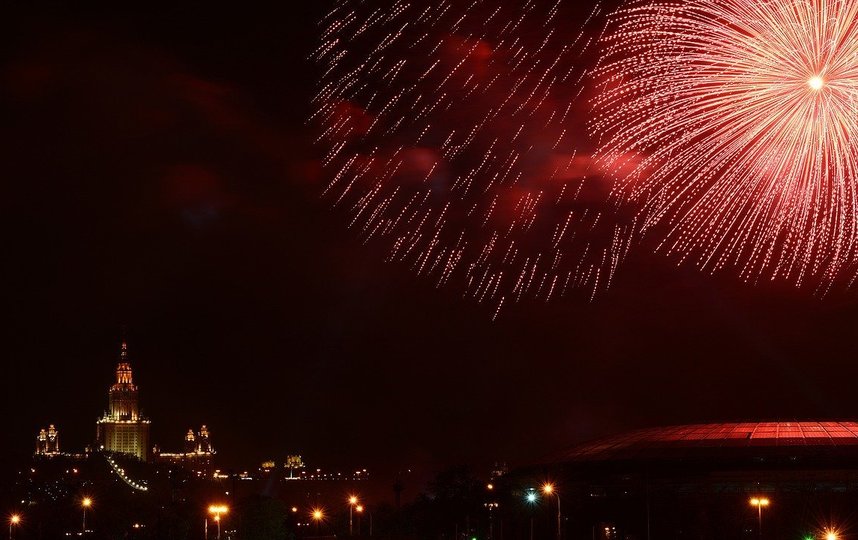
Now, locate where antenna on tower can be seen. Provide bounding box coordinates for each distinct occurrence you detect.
[120,324,129,360]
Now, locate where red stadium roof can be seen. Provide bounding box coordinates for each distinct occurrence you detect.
[561,422,858,462]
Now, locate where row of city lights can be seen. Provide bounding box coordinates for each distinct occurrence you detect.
[104,454,148,492]
[750,498,840,540]
[516,485,841,540]
[6,491,843,539]
[8,496,92,539]
[203,495,370,538]
[5,495,373,538]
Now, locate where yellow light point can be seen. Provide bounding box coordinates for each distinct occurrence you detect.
[487,483,494,490]
[312,509,324,521]
[356,505,364,513]
[542,483,554,495]
[809,76,825,91]
[826,531,838,540]
[82,498,92,508]
[10,515,20,525]
[349,496,359,505]
[208,505,228,515]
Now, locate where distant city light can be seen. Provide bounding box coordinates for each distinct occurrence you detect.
[208,504,229,516]
[526,492,538,503]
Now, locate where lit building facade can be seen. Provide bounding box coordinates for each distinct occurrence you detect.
[154,425,216,477]
[35,424,60,456]
[95,341,150,461]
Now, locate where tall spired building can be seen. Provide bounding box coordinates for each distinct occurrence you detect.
[96,340,151,461]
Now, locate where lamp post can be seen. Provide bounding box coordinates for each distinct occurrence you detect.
[81,497,92,535]
[525,490,538,540]
[359,506,373,536]
[9,515,20,540]
[208,505,228,540]
[356,505,364,535]
[349,495,359,536]
[484,502,499,540]
[543,484,561,540]
[749,497,770,540]
[312,508,324,535]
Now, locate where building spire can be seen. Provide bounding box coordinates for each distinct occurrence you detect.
[120,324,129,362]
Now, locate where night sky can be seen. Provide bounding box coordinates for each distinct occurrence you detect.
[4,2,858,487]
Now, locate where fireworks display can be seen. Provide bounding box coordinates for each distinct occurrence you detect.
[311,0,635,317]
[592,0,858,289]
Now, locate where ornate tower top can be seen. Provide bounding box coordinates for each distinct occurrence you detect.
[107,339,140,420]
[113,340,136,388]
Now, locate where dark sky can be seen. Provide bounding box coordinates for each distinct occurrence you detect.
[4,2,858,486]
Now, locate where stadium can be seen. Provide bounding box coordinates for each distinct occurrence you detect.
[509,422,858,540]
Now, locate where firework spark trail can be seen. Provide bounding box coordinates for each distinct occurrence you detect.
[592,0,858,290]
[312,0,635,317]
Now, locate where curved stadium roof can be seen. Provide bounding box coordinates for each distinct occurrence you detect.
[560,422,858,462]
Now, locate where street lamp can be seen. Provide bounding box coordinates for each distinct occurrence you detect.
[484,502,499,540]
[208,505,228,540]
[312,508,324,535]
[525,490,539,540]
[824,530,839,540]
[356,505,364,535]
[357,504,373,536]
[749,497,770,540]
[543,483,561,540]
[9,515,20,540]
[81,497,92,535]
[349,495,359,536]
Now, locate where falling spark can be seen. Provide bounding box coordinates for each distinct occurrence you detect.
[592,0,858,290]
[311,0,633,315]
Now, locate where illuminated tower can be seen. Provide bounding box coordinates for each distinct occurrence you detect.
[35,424,60,455]
[96,340,151,461]
[197,425,211,453]
[184,429,196,453]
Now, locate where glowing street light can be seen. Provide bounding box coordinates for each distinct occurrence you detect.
[749,497,770,540]
[524,490,539,540]
[542,484,561,540]
[355,505,364,535]
[207,505,228,540]
[9,515,20,540]
[356,504,373,536]
[81,497,92,535]
[312,508,325,535]
[348,495,359,536]
[825,530,839,540]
